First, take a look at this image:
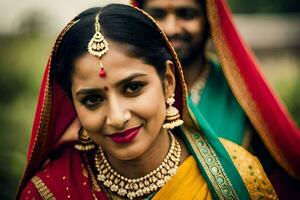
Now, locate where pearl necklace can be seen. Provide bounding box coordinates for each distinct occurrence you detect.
[94,132,181,199]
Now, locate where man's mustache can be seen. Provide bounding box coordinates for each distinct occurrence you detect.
[167,33,192,43]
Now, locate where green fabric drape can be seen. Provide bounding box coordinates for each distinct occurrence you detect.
[183,97,251,199]
[192,60,246,145]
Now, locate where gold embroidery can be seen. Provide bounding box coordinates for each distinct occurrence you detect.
[221,138,278,200]
[31,176,56,200]
[206,0,293,176]
[181,126,239,200]
[190,65,210,105]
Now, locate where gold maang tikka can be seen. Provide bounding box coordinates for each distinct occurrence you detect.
[87,13,109,77]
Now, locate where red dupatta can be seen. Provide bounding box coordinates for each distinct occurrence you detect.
[132,0,300,179]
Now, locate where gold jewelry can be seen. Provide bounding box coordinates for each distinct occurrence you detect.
[87,13,109,78]
[163,93,183,129]
[74,128,95,151]
[190,65,210,105]
[94,132,181,199]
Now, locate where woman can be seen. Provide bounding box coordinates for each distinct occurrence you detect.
[17,4,277,200]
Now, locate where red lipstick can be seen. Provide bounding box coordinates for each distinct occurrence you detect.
[109,126,141,144]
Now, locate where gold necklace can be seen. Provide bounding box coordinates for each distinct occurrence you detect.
[190,65,210,105]
[94,132,181,199]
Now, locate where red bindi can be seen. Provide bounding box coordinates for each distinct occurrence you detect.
[103,86,108,91]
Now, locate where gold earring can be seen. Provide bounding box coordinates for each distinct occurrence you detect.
[163,93,183,129]
[74,128,95,151]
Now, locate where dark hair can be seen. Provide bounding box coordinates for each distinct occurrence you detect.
[52,4,173,97]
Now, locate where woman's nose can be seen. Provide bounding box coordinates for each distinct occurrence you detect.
[106,96,131,129]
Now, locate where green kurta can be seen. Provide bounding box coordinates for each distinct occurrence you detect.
[189,59,247,145]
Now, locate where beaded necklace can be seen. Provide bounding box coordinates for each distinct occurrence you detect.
[94,132,181,199]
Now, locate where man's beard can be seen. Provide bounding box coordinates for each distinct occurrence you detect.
[168,33,205,68]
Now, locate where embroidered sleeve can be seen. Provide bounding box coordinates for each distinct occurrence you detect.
[20,179,42,200]
[30,176,56,200]
[220,138,278,200]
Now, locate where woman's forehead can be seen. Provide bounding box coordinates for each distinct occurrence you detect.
[71,45,159,88]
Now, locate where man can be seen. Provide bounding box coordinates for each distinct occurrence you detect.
[136,0,248,146]
[132,0,300,199]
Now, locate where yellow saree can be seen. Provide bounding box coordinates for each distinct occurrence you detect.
[153,138,277,200]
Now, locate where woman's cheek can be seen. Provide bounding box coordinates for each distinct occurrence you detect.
[76,106,105,132]
[130,88,166,120]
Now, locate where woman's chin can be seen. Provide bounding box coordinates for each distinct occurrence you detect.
[110,143,147,161]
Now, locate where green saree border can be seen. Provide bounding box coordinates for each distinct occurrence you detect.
[182,97,251,200]
[181,126,238,200]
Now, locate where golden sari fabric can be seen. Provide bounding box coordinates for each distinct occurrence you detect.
[153,139,278,200]
[153,156,212,200]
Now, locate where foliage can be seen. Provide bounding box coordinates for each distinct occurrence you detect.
[228,0,300,13]
[0,34,53,199]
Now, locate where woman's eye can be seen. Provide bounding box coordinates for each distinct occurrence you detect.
[81,95,103,107]
[124,82,145,96]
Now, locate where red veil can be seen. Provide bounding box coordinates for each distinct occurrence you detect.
[132,0,300,180]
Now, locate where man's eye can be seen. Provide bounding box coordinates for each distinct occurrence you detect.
[145,8,167,20]
[124,82,145,96]
[81,95,103,107]
[176,8,201,20]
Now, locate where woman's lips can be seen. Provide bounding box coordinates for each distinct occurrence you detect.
[109,126,142,144]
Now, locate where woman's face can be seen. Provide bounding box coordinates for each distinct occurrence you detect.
[71,42,175,161]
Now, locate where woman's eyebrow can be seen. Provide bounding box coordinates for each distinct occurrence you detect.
[75,73,147,96]
[114,73,147,87]
[75,88,103,97]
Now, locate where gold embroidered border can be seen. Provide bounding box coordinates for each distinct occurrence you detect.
[32,176,56,200]
[206,0,293,175]
[190,64,210,105]
[221,138,278,200]
[182,126,239,200]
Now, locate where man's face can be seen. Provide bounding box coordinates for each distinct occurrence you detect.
[144,0,206,64]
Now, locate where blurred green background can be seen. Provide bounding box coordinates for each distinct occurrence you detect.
[0,0,299,199]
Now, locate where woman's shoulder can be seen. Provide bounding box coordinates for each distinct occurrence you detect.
[220,138,278,200]
[20,157,67,200]
[20,175,56,200]
[20,145,85,199]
